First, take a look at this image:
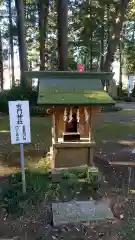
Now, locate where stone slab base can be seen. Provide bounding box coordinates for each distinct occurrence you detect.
[52,200,114,226]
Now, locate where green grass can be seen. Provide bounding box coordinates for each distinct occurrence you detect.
[0,116,52,151]
[0,113,135,173]
[93,122,135,141]
[0,115,51,136]
[0,115,135,152]
[0,116,52,175]
[122,109,135,113]
[0,170,51,215]
[0,117,9,133]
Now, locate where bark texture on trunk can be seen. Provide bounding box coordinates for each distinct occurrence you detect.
[15,0,29,88]
[9,0,15,86]
[103,0,129,72]
[100,7,105,71]
[57,0,68,71]
[38,0,49,71]
[0,29,3,90]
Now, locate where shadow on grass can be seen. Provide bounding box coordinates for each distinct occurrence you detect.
[0,150,47,167]
[0,155,51,178]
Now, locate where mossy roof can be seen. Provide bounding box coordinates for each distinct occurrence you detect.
[24,71,115,106]
[38,90,115,105]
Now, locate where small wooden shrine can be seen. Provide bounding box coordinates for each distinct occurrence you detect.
[25,71,115,168]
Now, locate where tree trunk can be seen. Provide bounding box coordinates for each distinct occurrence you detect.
[100,7,105,71]
[57,0,68,71]
[0,29,3,90]
[15,0,29,88]
[90,1,93,71]
[103,0,129,72]
[8,0,15,87]
[38,0,49,71]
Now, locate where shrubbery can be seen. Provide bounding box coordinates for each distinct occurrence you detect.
[0,168,100,215]
[0,86,47,116]
[117,86,128,98]
[117,85,135,102]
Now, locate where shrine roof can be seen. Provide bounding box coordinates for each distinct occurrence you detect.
[24,71,115,105]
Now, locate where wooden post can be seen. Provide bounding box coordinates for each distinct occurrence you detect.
[89,108,92,142]
[52,112,58,143]
[52,111,58,168]
[84,107,88,138]
[88,108,94,166]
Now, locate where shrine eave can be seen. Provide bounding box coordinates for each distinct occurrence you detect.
[24,71,115,106]
[37,90,115,105]
[37,103,115,107]
[24,71,114,80]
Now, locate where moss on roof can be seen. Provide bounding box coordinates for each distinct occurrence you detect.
[38,90,115,105]
[24,71,115,106]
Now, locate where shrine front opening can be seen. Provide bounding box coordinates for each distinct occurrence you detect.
[49,105,97,168]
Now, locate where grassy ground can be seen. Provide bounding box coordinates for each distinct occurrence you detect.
[0,112,135,174]
[0,116,52,151]
[1,111,135,150]
[0,111,135,239]
[94,122,135,141]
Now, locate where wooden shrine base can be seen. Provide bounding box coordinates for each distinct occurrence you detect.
[51,165,99,183]
[109,161,135,166]
[52,141,95,168]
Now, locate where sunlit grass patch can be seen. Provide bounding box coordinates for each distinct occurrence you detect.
[0,130,9,133]
[122,109,135,113]
[130,189,135,194]
[94,122,135,141]
[34,156,51,171]
[0,154,51,177]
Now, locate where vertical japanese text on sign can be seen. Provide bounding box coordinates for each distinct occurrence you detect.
[16,104,23,125]
[8,101,31,144]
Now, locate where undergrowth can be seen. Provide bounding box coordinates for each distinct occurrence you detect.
[0,167,100,215]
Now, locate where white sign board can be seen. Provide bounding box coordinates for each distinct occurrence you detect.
[112,60,120,85]
[8,101,31,144]
[128,76,135,92]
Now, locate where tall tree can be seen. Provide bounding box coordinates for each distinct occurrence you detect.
[71,0,129,74]
[0,29,3,90]
[103,0,129,72]
[38,0,49,70]
[15,0,29,88]
[8,0,15,86]
[57,0,68,70]
[100,6,105,71]
[122,0,135,74]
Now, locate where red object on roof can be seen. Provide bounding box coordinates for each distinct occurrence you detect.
[78,64,84,72]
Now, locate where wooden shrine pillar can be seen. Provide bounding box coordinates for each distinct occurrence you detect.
[52,113,58,143]
[88,108,94,166]
[52,111,58,168]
